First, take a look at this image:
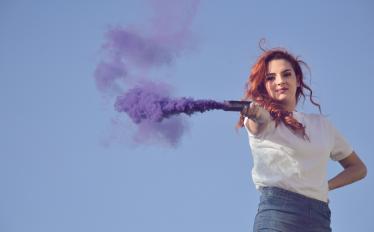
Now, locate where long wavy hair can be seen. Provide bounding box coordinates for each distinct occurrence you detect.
[237,47,321,139]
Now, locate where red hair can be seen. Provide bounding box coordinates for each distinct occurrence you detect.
[237,47,321,139]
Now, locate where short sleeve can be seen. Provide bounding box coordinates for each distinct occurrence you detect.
[243,116,272,139]
[243,117,253,136]
[325,118,353,161]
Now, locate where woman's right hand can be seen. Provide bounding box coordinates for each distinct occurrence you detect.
[241,102,271,135]
[241,102,271,124]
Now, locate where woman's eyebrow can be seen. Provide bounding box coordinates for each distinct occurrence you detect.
[267,69,292,76]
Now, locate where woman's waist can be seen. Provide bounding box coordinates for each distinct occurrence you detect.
[258,185,329,206]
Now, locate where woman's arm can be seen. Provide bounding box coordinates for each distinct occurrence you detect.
[244,117,267,135]
[328,151,367,191]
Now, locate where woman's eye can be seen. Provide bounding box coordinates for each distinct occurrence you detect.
[283,73,291,77]
[266,76,275,81]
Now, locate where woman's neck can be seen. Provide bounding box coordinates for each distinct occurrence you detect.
[281,101,296,112]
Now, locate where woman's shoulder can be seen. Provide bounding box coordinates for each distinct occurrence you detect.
[294,111,324,119]
[295,111,329,125]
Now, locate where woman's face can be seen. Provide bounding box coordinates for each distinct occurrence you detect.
[265,59,299,111]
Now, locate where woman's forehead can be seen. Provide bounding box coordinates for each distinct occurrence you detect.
[267,59,293,73]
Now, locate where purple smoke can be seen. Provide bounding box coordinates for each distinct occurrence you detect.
[115,82,225,124]
[94,0,202,146]
[94,59,127,94]
[133,117,187,147]
[112,81,226,146]
[103,28,175,68]
[94,0,200,96]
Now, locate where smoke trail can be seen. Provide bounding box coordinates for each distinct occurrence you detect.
[133,116,187,147]
[94,0,200,96]
[94,27,175,96]
[103,28,175,69]
[115,82,225,124]
[95,0,202,147]
[94,59,127,95]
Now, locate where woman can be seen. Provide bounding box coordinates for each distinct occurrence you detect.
[238,48,367,231]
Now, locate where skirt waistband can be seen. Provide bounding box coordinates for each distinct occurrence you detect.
[259,186,329,208]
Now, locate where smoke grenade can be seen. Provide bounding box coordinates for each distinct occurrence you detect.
[222,100,251,112]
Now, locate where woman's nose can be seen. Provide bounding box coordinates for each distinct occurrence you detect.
[275,75,286,85]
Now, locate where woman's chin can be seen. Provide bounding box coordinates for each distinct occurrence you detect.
[276,97,288,103]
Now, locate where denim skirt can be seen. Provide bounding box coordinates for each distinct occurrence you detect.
[253,186,331,232]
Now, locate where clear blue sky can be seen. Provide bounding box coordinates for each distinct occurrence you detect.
[1,0,373,231]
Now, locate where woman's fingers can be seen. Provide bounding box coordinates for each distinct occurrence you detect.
[242,103,259,118]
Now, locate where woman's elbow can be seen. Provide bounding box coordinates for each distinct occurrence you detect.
[360,162,368,179]
[341,152,367,180]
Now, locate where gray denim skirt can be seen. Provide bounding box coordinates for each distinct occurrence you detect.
[254,186,332,232]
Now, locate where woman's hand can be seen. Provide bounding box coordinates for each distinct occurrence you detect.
[242,102,271,135]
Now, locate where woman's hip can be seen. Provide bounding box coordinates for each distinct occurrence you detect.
[253,186,331,232]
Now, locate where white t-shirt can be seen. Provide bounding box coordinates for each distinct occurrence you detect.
[244,111,353,202]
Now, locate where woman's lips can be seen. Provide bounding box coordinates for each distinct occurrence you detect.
[276,88,288,94]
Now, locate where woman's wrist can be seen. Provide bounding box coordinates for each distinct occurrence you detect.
[242,103,270,124]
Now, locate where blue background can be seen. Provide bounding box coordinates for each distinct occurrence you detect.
[1,0,373,231]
